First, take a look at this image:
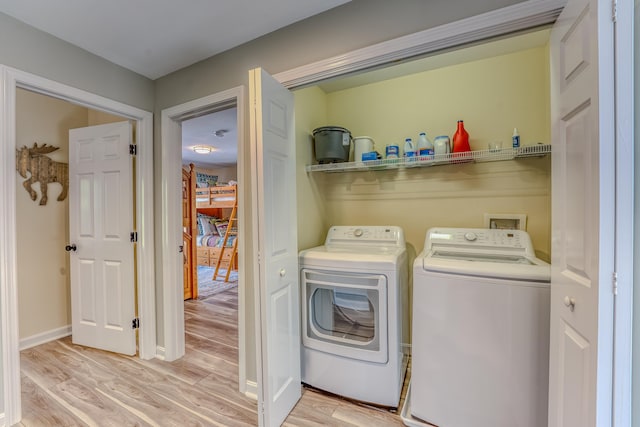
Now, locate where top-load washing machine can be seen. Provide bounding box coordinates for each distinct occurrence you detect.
[299,225,408,407]
[403,227,550,427]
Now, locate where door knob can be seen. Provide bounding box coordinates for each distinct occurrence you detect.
[563,296,576,312]
[65,244,77,252]
[280,269,286,277]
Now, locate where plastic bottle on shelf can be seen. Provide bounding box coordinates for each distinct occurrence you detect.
[512,128,521,148]
[452,120,470,153]
[403,138,416,158]
[417,132,434,158]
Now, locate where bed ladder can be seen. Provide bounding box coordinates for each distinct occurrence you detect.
[212,194,238,282]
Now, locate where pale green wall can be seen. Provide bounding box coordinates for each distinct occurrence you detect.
[325,46,551,154]
[294,86,330,250]
[318,45,552,258]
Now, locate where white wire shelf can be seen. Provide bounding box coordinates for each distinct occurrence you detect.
[305,144,551,173]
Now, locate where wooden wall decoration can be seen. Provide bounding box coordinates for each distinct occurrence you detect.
[16,143,69,205]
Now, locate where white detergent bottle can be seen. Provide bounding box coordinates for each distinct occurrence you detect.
[403,138,416,158]
[417,132,434,158]
[512,127,521,148]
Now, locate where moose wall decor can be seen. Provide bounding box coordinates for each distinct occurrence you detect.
[16,143,69,205]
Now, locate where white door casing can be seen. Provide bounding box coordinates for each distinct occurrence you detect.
[159,87,246,378]
[68,121,136,355]
[250,68,301,427]
[548,0,615,425]
[0,66,154,425]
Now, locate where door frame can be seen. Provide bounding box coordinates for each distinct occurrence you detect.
[0,65,155,425]
[159,86,247,391]
[612,0,634,424]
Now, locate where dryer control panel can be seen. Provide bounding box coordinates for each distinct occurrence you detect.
[325,226,405,248]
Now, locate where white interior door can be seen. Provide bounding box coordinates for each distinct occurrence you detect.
[250,67,301,427]
[68,121,136,355]
[549,0,615,425]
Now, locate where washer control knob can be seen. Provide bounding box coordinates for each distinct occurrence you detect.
[354,228,364,237]
[464,232,477,242]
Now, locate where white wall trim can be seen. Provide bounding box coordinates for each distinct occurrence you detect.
[274,0,565,88]
[0,65,155,426]
[244,380,258,401]
[155,345,166,361]
[19,325,72,351]
[159,86,247,394]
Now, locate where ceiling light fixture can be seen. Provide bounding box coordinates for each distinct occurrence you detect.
[192,145,213,154]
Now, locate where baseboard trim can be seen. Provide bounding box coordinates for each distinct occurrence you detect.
[245,380,258,401]
[19,325,71,351]
[155,345,166,360]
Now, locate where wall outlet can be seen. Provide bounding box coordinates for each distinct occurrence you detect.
[484,213,527,230]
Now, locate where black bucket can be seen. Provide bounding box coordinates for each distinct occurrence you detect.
[312,126,352,163]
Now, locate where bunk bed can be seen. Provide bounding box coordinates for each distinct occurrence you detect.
[192,175,238,281]
[182,165,239,299]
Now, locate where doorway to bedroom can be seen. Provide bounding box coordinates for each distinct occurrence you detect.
[181,107,239,300]
[180,105,241,384]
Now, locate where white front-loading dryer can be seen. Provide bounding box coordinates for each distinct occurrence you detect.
[403,227,550,427]
[299,225,408,407]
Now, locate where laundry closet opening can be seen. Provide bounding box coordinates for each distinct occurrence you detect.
[293,27,552,351]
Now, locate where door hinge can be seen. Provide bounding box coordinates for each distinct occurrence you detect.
[130,231,138,242]
[132,318,140,329]
[613,271,618,295]
[612,0,617,22]
[129,144,137,156]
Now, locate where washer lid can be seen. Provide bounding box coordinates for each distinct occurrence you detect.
[422,252,550,282]
[418,226,549,282]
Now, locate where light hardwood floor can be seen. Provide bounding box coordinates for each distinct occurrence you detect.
[18,287,408,426]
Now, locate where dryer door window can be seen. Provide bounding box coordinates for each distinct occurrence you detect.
[301,269,388,364]
[311,287,377,344]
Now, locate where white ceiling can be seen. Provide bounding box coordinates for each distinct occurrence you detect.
[0,0,351,79]
[182,108,238,169]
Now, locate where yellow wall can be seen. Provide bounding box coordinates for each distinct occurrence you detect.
[16,89,87,340]
[297,45,552,261]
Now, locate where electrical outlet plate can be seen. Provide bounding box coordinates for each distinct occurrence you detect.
[484,213,527,230]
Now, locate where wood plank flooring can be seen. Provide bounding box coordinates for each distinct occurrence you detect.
[18,287,408,426]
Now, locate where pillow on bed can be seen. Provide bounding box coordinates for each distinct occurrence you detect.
[197,214,219,236]
[214,220,229,237]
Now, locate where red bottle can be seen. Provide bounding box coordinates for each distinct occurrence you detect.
[452,120,470,153]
